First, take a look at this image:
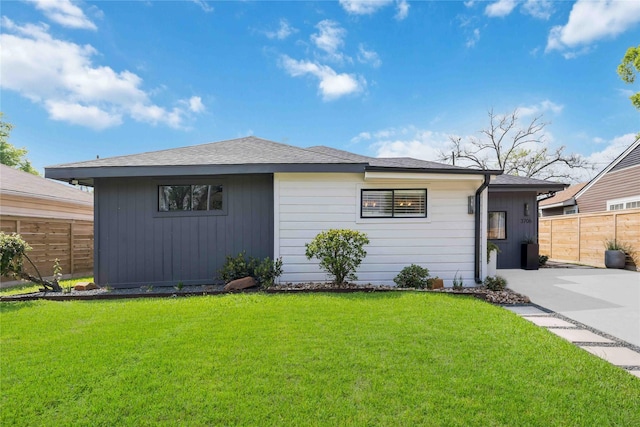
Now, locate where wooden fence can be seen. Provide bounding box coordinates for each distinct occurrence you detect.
[1,215,93,284]
[539,209,640,269]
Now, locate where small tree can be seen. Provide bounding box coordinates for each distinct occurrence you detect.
[0,113,39,176]
[305,229,369,287]
[0,232,62,292]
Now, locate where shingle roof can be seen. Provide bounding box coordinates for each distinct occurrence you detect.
[489,174,567,193]
[0,164,93,205]
[306,146,471,170]
[539,182,587,207]
[49,137,361,168]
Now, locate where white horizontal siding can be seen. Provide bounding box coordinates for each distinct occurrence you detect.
[274,173,482,286]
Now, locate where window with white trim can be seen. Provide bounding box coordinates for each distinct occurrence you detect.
[361,189,427,218]
[488,211,506,240]
[563,206,577,215]
[607,196,640,211]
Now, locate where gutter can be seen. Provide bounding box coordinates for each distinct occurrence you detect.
[474,173,492,284]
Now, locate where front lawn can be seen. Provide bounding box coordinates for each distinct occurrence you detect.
[2,293,639,425]
[0,276,93,296]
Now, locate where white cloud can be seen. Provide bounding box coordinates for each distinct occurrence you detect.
[339,0,393,15]
[187,96,205,113]
[518,100,564,117]
[372,128,452,161]
[546,0,640,54]
[0,18,204,130]
[395,0,410,20]
[311,20,347,62]
[29,0,97,30]
[466,28,480,48]
[279,55,365,101]
[265,18,297,40]
[190,0,214,13]
[45,100,121,130]
[522,0,553,20]
[350,131,372,143]
[485,0,518,18]
[464,1,477,7]
[357,44,382,68]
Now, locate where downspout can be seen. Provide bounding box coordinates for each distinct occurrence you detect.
[474,174,491,284]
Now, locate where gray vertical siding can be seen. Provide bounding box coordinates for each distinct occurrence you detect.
[94,174,274,287]
[488,191,539,269]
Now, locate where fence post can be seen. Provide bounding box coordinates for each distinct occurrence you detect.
[577,216,581,263]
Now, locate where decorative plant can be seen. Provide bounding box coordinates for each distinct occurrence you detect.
[522,236,537,244]
[452,272,464,290]
[0,232,62,292]
[305,229,370,287]
[218,252,283,288]
[484,275,507,291]
[539,255,549,266]
[487,242,501,263]
[604,239,632,252]
[394,264,430,289]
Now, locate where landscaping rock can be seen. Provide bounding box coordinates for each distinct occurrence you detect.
[224,277,257,291]
[74,282,98,291]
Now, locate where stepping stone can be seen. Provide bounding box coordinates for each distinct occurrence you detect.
[503,305,548,316]
[582,346,640,366]
[629,370,640,379]
[547,328,614,343]
[523,316,575,328]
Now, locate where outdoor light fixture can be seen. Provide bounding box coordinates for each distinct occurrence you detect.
[524,202,530,216]
[468,196,475,214]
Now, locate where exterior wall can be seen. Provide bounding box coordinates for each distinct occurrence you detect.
[274,173,485,287]
[94,174,273,287]
[577,165,640,213]
[0,193,93,221]
[487,191,539,269]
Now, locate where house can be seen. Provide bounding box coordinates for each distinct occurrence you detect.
[538,182,587,217]
[44,136,564,287]
[487,174,566,269]
[0,164,94,282]
[572,137,640,214]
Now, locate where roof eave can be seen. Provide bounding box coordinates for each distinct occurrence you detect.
[364,166,503,175]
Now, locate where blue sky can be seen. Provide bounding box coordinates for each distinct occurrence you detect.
[1,0,639,182]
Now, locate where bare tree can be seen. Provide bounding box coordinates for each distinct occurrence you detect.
[440,109,592,181]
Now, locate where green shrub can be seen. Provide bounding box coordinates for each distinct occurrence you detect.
[452,272,464,290]
[305,229,370,286]
[539,255,549,266]
[394,264,430,289]
[0,232,31,278]
[218,252,283,288]
[484,275,507,291]
[487,242,501,263]
[253,257,283,289]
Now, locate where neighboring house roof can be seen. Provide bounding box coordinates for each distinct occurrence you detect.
[488,174,567,193]
[574,137,640,201]
[46,136,502,186]
[539,182,587,209]
[0,164,93,205]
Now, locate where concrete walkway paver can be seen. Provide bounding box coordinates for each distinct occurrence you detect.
[523,316,576,328]
[547,328,615,343]
[582,346,640,366]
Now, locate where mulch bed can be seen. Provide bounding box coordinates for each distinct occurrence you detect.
[0,283,530,305]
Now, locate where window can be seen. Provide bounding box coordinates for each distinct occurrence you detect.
[563,206,577,215]
[607,196,640,211]
[626,201,640,209]
[361,189,426,218]
[488,211,506,240]
[159,184,223,212]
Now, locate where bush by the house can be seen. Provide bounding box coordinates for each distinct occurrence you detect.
[218,252,283,288]
[539,255,549,266]
[0,232,62,292]
[452,272,464,290]
[394,264,430,289]
[483,275,507,291]
[305,229,370,287]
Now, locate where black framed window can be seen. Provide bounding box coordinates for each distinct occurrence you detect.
[361,189,427,218]
[488,211,506,240]
[159,184,223,212]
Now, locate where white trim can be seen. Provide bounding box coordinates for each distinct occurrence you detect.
[607,195,640,211]
[575,138,640,201]
[273,174,281,283]
[364,171,486,181]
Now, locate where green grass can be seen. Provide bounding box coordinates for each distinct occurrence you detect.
[0,276,93,296]
[2,293,639,426]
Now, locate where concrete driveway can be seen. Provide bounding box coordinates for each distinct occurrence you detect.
[499,267,640,347]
